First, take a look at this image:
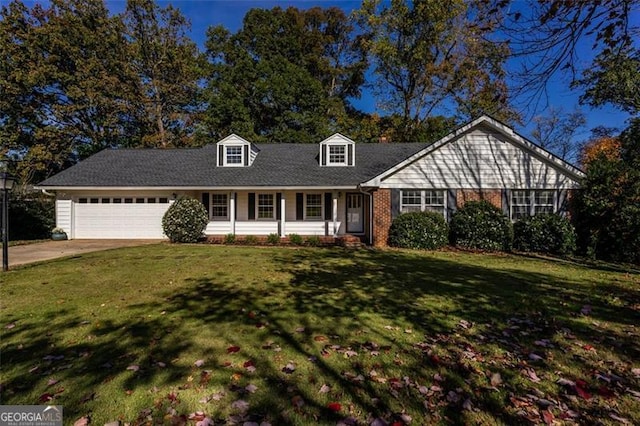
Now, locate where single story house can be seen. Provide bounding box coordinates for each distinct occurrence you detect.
[37,115,584,246]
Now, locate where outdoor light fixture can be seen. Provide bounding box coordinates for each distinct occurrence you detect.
[1,171,16,272]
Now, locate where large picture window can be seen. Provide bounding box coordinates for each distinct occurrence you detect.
[511,190,555,220]
[211,194,228,219]
[305,194,323,219]
[257,194,275,219]
[400,190,446,216]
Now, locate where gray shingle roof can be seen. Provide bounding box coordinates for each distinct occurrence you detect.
[38,143,426,188]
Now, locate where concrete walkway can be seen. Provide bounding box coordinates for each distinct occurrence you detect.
[8,239,163,267]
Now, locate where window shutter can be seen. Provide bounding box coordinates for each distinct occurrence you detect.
[201,193,210,218]
[447,189,457,221]
[296,193,304,220]
[502,189,511,218]
[391,189,401,218]
[347,144,353,166]
[234,192,238,220]
[244,146,249,166]
[324,192,332,220]
[218,145,224,166]
[557,189,569,217]
[276,193,282,220]
[248,193,255,220]
[321,145,326,166]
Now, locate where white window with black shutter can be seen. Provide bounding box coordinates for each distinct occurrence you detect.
[319,134,355,167]
[305,194,323,219]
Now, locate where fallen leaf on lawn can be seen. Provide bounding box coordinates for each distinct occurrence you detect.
[5,322,16,330]
[490,372,502,387]
[157,362,166,368]
[125,389,133,395]
[343,350,358,358]
[370,418,387,426]
[575,381,592,400]
[39,393,54,403]
[292,395,304,408]
[463,398,473,411]
[295,327,305,333]
[231,399,249,412]
[196,417,214,426]
[523,368,541,383]
[73,416,90,426]
[314,335,328,342]
[245,384,258,393]
[126,365,140,372]
[227,346,240,354]
[194,359,205,367]
[243,360,255,369]
[598,385,615,398]
[529,353,544,361]
[609,413,631,424]
[580,305,592,315]
[319,384,331,394]
[327,402,342,412]
[631,368,640,378]
[80,392,95,403]
[582,344,595,351]
[542,409,554,425]
[47,378,60,387]
[282,362,296,374]
[556,378,575,387]
[458,319,472,329]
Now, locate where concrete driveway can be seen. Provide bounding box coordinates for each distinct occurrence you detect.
[8,239,163,267]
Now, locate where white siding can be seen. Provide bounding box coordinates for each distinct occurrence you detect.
[381,128,579,189]
[56,200,73,237]
[235,221,278,235]
[205,222,232,235]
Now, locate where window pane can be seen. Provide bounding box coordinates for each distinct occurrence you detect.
[425,190,444,206]
[159,197,169,204]
[328,145,346,164]
[147,198,156,203]
[135,198,145,204]
[535,191,554,205]
[124,198,133,204]
[401,206,422,213]
[90,198,99,204]
[113,198,122,203]
[102,198,111,204]
[402,190,421,205]
[226,146,242,164]
[306,194,322,218]
[211,194,228,218]
[258,194,274,219]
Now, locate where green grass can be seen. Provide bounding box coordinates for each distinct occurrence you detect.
[1,245,639,425]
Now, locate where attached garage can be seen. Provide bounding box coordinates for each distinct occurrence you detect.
[56,196,172,239]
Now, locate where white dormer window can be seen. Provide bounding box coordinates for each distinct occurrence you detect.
[216,134,259,167]
[319,133,355,167]
[328,145,346,165]
[226,146,243,165]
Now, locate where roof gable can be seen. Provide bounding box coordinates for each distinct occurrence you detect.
[361,115,585,187]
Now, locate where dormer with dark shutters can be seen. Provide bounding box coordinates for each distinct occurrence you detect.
[319,134,355,167]
[216,134,259,167]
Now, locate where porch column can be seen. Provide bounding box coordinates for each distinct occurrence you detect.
[230,192,236,235]
[280,195,286,237]
[332,192,338,236]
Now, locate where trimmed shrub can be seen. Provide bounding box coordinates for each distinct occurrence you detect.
[450,200,513,251]
[161,197,208,243]
[224,233,236,244]
[243,235,258,245]
[305,235,321,246]
[9,192,55,241]
[266,233,280,245]
[388,211,449,250]
[288,233,303,245]
[514,214,576,255]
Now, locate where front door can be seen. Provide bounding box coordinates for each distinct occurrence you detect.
[346,193,364,233]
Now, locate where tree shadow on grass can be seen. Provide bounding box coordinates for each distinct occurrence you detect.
[2,247,639,424]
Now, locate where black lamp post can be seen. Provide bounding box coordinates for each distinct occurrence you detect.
[1,171,16,272]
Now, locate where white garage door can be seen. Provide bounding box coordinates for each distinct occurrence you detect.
[74,199,171,239]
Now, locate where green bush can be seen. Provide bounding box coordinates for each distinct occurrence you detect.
[161,197,208,243]
[450,201,513,251]
[266,233,280,245]
[224,233,236,244]
[514,214,577,255]
[243,235,258,245]
[305,235,321,246]
[388,211,449,250]
[288,233,303,245]
[9,192,55,241]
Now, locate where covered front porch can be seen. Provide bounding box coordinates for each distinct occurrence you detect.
[199,189,370,241]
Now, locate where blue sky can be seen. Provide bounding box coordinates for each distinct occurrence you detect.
[20,0,636,141]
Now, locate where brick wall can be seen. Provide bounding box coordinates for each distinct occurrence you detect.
[372,189,392,247]
[457,189,502,210]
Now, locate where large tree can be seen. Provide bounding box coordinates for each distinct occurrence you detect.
[355,0,515,142]
[530,107,586,161]
[123,0,204,148]
[0,0,135,184]
[201,6,367,143]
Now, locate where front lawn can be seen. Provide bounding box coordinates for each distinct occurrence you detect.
[1,245,639,425]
